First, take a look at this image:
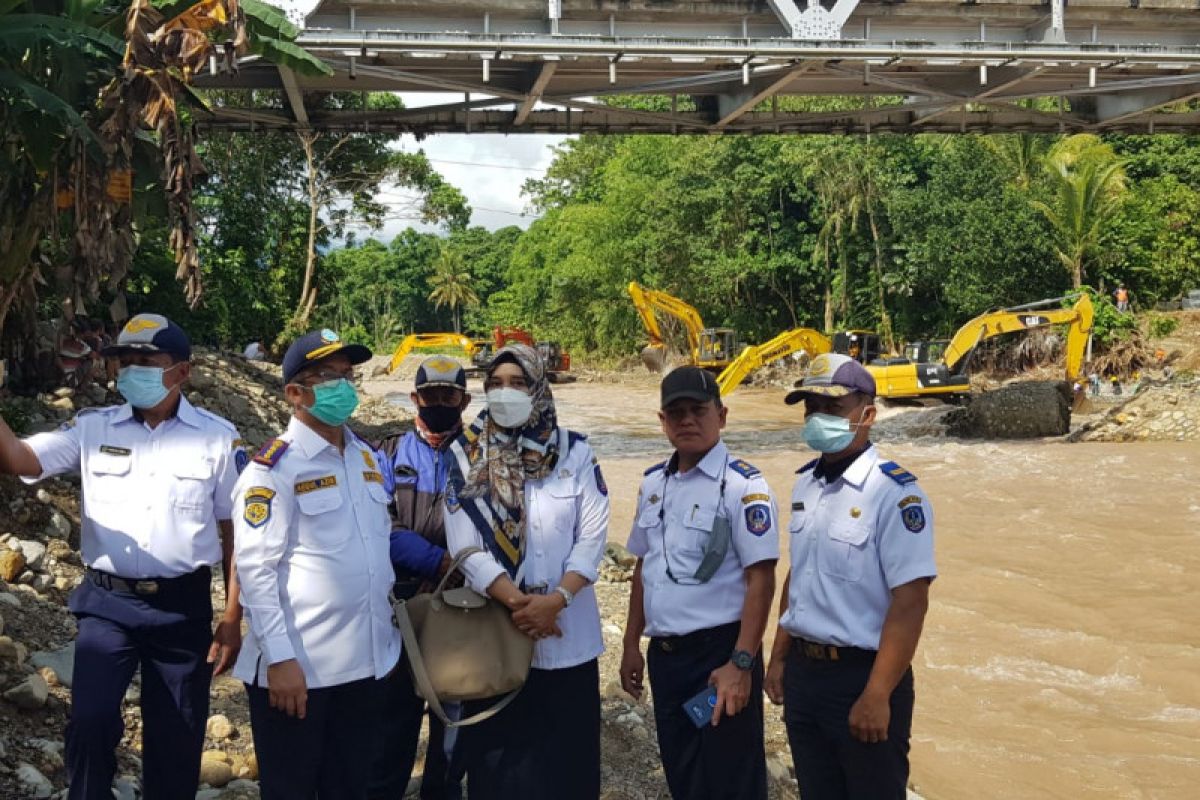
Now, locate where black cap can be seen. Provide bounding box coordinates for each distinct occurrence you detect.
[101,314,191,361]
[282,329,372,383]
[661,366,720,408]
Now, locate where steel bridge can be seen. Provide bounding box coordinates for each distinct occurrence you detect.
[195,0,1200,134]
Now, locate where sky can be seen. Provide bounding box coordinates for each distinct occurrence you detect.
[274,0,570,240]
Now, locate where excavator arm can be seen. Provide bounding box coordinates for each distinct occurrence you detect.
[943,293,1095,377]
[716,327,833,396]
[387,333,478,374]
[627,282,706,370]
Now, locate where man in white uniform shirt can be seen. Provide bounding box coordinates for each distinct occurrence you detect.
[765,354,936,800]
[620,367,778,800]
[233,329,400,800]
[0,313,243,800]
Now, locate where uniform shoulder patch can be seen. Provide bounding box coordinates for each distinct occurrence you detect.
[796,458,819,475]
[879,461,917,485]
[901,505,926,533]
[252,439,289,468]
[744,503,772,536]
[644,461,667,476]
[568,430,589,446]
[729,459,761,478]
[243,487,276,528]
[593,463,608,496]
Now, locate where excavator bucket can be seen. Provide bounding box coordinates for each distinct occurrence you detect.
[641,345,667,373]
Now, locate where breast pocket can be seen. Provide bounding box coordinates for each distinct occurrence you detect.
[171,458,216,518]
[677,508,715,555]
[540,478,580,545]
[364,481,392,534]
[818,521,872,583]
[295,488,350,552]
[85,452,132,501]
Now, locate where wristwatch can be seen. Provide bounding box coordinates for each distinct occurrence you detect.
[554,585,575,607]
[731,649,754,671]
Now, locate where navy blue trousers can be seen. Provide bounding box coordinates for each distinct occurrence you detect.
[782,645,914,800]
[66,570,213,800]
[367,660,464,800]
[247,676,384,800]
[458,659,600,800]
[647,623,767,800]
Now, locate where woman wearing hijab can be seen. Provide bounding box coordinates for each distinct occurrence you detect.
[444,344,609,800]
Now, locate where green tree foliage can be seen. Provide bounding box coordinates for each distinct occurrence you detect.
[427,248,480,333]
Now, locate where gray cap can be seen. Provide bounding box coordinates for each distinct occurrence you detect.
[784,353,876,404]
[415,355,467,390]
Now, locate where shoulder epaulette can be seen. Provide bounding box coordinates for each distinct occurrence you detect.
[644,461,667,476]
[879,461,917,485]
[568,430,588,447]
[194,406,238,434]
[728,458,761,478]
[252,438,289,468]
[796,458,819,475]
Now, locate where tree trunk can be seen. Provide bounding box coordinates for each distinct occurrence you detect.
[823,236,834,332]
[866,205,895,353]
[296,132,320,325]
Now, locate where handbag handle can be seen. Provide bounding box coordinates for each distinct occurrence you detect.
[392,544,523,728]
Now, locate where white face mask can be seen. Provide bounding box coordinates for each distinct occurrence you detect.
[486,387,534,429]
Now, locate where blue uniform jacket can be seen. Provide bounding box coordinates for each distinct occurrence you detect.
[378,430,452,581]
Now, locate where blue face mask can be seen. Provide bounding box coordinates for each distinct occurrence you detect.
[306,379,360,426]
[116,365,173,409]
[803,411,861,454]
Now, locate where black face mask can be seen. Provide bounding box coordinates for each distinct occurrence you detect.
[417,403,462,433]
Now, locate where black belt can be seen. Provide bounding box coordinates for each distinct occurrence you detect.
[792,636,875,664]
[651,621,740,654]
[86,566,209,596]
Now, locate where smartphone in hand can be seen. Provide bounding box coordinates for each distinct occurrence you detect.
[682,686,717,728]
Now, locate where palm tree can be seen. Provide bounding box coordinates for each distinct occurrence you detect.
[1031,139,1127,289]
[427,249,479,333]
[987,134,1052,190]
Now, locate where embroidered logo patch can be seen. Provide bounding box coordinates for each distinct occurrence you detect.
[243,487,276,528]
[792,501,805,511]
[363,471,383,484]
[361,449,376,470]
[594,464,608,496]
[741,493,770,505]
[445,481,461,513]
[745,504,772,536]
[898,494,922,508]
[901,505,926,533]
[295,476,337,494]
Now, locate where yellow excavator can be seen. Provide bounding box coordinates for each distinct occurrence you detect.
[627,282,741,372]
[715,329,883,396]
[387,333,485,374]
[867,293,1095,400]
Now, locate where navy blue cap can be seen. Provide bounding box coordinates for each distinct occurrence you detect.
[101,314,191,360]
[282,329,372,383]
[415,356,467,390]
[661,366,720,408]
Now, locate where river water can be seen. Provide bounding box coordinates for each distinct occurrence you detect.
[385,375,1200,799]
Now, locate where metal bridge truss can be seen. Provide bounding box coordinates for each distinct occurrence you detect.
[194,0,1200,134]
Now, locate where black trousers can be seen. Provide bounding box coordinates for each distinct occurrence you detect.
[66,569,213,800]
[782,645,914,800]
[368,659,464,800]
[459,659,601,800]
[647,622,767,800]
[247,676,385,800]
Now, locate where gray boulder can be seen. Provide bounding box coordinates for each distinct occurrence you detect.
[946,381,1071,439]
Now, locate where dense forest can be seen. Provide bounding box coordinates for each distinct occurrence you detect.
[4,0,1200,378]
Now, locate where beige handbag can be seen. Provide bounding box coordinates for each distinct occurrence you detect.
[392,547,534,728]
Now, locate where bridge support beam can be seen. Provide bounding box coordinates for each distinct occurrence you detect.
[767,0,860,40]
[715,62,816,128]
[1094,85,1200,125]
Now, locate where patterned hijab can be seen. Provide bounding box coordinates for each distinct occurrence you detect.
[446,344,562,581]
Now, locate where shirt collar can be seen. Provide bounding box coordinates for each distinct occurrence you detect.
[817,443,877,487]
[111,394,199,428]
[668,439,728,480]
[288,416,341,458]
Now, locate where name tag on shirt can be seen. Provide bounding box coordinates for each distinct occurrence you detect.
[295,476,337,494]
[99,445,131,457]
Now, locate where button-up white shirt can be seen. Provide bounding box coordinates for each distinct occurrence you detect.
[444,433,609,671]
[627,440,780,638]
[232,417,400,689]
[780,445,938,650]
[22,397,240,578]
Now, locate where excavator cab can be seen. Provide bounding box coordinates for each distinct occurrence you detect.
[904,339,950,366]
[832,331,884,363]
[699,328,739,368]
[536,341,570,373]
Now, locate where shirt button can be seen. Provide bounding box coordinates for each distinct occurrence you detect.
[536,550,544,557]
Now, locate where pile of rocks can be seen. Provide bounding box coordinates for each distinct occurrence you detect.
[599,543,636,584]
[1068,378,1200,442]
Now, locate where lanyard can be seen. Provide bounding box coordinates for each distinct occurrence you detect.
[658,461,727,585]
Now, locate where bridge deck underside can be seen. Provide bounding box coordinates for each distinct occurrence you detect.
[195,1,1200,134]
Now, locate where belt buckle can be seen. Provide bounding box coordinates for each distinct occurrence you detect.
[133,580,159,595]
[660,640,675,653]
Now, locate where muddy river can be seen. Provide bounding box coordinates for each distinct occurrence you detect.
[384,375,1200,799]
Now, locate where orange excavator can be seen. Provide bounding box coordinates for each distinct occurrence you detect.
[473,326,575,382]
